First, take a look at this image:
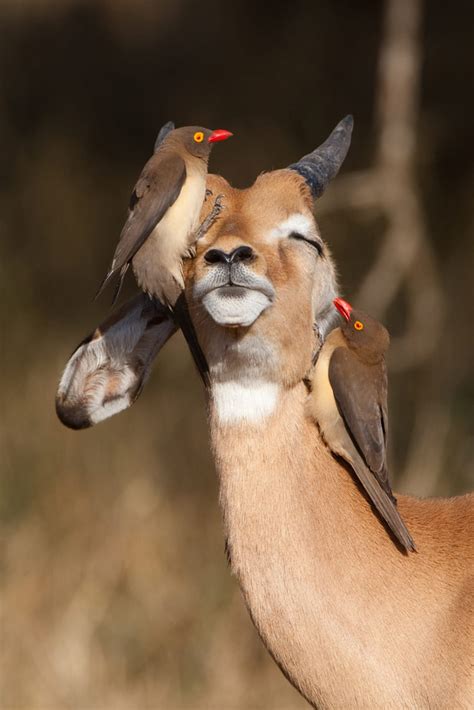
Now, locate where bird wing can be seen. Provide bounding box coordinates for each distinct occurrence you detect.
[154,121,175,152]
[328,347,416,552]
[349,455,416,551]
[97,153,186,297]
[328,346,392,498]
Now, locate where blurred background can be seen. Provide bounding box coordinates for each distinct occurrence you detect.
[1,0,472,707]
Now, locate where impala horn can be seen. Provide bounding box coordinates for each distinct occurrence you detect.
[288,115,353,198]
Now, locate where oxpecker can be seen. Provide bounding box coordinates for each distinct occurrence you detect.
[309,297,416,552]
[98,123,232,306]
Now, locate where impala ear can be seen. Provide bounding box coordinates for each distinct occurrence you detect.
[56,295,177,429]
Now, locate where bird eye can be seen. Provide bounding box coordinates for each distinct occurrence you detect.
[194,131,204,143]
[354,320,364,331]
[289,232,323,255]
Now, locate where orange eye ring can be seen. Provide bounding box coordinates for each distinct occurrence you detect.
[354,320,364,331]
[194,131,204,143]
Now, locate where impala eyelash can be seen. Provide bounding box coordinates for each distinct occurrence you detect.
[289,232,323,255]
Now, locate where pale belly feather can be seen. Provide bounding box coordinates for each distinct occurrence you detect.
[308,330,351,460]
[132,169,206,305]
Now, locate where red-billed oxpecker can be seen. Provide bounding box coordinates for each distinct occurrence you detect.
[308,297,416,552]
[97,122,232,384]
[97,123,232,305]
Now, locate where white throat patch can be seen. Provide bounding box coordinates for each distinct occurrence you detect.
[212,380,280,425]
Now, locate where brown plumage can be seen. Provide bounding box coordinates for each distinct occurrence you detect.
[309,297,416,552]
[96,123,232,387]
[97,123,232,307]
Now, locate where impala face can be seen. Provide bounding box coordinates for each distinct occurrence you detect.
[186,172,338,388]
[193,245,276,328]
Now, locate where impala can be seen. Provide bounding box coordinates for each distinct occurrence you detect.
[57,118,473,709]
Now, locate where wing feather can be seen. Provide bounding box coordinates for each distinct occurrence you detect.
[328,347,416,551]
[97,153,186,296]
[329,347,392,498]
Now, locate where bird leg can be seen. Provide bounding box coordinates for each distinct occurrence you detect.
[311,323,324,366]
[185,195,224,258]
[195,194,224,242]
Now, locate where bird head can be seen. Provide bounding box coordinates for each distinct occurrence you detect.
[333,297,390,358]
[165,126,233,160]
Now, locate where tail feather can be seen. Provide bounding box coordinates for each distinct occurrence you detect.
[111,264,129,306]
[352,459,417,552]
[95,264,129,306]
[95,269,115,301]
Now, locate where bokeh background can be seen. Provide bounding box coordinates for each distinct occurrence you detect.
[1,0,472,707]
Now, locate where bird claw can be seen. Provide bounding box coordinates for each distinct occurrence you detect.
[309,323,324,368]
[195,194,224,242]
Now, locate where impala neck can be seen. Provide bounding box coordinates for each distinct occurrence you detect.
[208,379,368,578]
[208,378,408,707]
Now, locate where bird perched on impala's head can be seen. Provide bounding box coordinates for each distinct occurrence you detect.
[308,297,416,553]
[97,123,233,307]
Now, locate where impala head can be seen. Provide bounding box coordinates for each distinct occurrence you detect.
[187,116,353,388]
[56,117,353,428]
[186,172,332,387]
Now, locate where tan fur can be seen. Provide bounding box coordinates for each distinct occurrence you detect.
[186,172,336,387]
[185,173,474,708]
[58,169,473,707]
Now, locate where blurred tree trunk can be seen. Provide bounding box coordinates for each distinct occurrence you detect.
[321,0,453,495]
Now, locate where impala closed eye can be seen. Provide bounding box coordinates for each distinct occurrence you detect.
[289,231,323,255]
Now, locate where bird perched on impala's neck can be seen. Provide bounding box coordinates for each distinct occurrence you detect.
[308,297,416,553]
[97,123,233,307]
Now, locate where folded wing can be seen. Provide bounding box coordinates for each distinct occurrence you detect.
[329,347,416,551]
[329,346,392,498]
[97,153,186,297]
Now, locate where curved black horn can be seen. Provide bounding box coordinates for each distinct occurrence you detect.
[154,120,175,152]
[288,115,353,198]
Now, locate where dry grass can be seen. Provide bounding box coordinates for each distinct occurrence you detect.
[1,331,307,709]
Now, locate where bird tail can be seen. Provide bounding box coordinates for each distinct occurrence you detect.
[170,293,210,388]
[95,270,115,301]
[111,264,129,305]
[95,264,129,306]
[351,458,417,553]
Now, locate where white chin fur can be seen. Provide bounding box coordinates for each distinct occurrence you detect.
[203,287,272,327]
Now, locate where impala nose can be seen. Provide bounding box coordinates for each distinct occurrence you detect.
[204,245,255,265]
